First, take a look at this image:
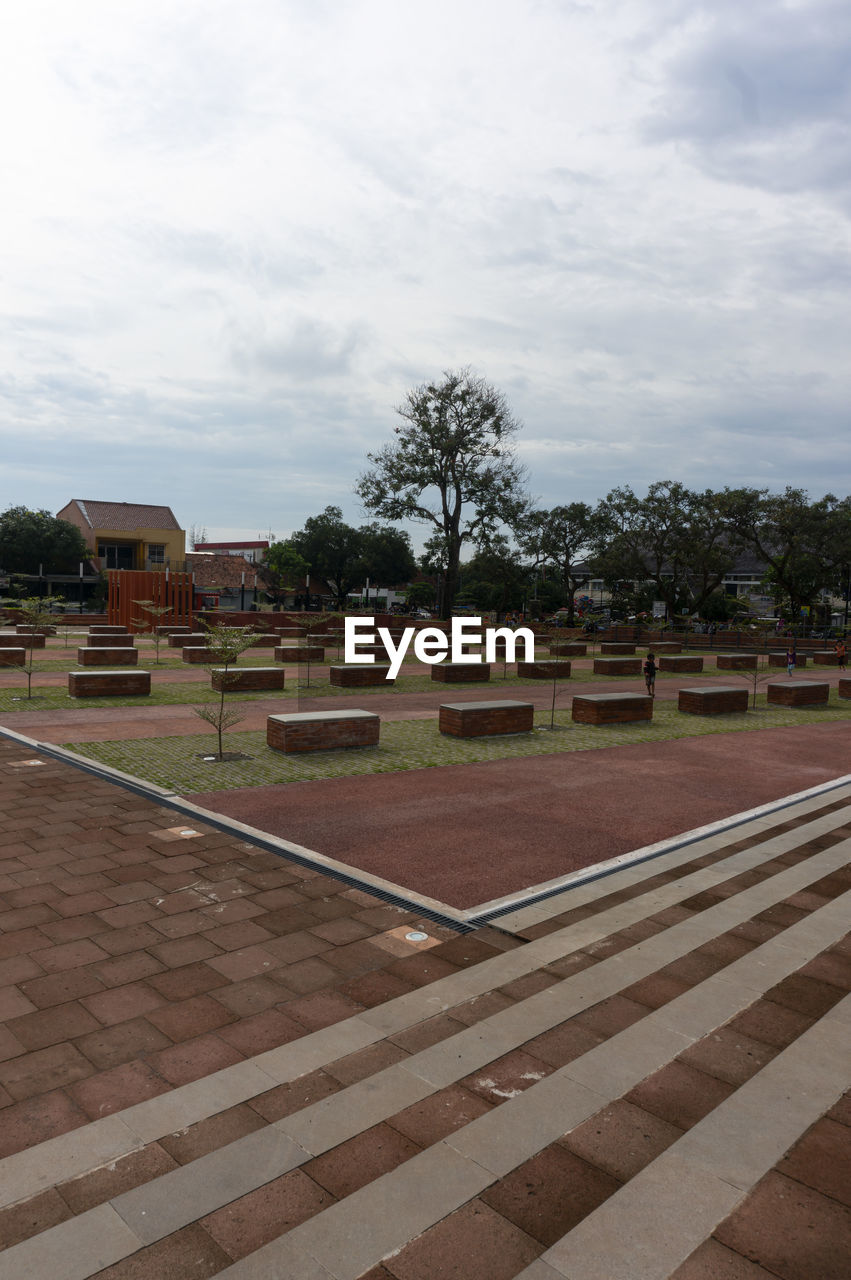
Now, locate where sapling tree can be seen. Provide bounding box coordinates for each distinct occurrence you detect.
[132,600,173,664]
[193,623,258,761]
[15,596,62,699]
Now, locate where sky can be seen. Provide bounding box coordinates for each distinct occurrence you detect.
[2,0,850,551]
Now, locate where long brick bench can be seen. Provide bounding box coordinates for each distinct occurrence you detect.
[592,657,642,676]
[766,681,830,707]
[812,651,839,666]
[715,653,758,671]
[571,693,653,724]
[516,660,571,679]
[275,626,308,638]
[274,644,324,663]
[211,667,285,692]
[678,687,749,715]
[182,647,218,664]
[839,678,851,700]
[267,709,379,753]
[329,665,394,687]
[768,652,808,668]
[77,647,139,667]
[439,700,534,737]
[600,642,636,655]
[87,634,135,649]
[169,632,206,648]
[652,642,682,654]
[548,642,586,657]
[431,662,491,683]
[0,648,25,667]
[17,625,56,635]
[68,671,151,697]
[156,625,191,636]
[247,634,280,648]
[1,632,44,648]
[88,625,128,634]
[659,655,704,673]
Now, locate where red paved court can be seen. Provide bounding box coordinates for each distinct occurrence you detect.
[188,720,851,910]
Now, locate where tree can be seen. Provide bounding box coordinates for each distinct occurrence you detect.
[132,600,173,664]
[358,523,416,588]
[0,506,90,575]
[14,597,63,699]
[458,538,528,615]
[193,623,258,761]
[263,541,309,604]
[291,507,365,608]
[516,503,597,625]
[356,368,528,618]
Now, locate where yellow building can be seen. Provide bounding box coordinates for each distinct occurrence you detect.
[56,500,185,572]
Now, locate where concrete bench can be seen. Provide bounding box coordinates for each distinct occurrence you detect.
[439,700,534,737]
[516,660,571,679]
[274,644,324,663]
[839,678,851,700]
[652,642,682,654]
[430,662,491,683]
[716,653,758,671]
[77,647,139,666]
[68,670,151,698]
[0,648,25,667]
[678,687,748,715]
[548,642,586,657]
[87,633,135,649]
[182,647,218,664]
[3,632,45,648]
[572,693,653,724]
[592,657,642,676]
[88,625,128,634]
[600,642,636,655]
[169,632,206,648]
[766,681,830,708]
[267,709,379,753]
[812,651,839,666]
[329,665,394,687]
[659,655,704,673]
[768,652,808,668]
[211,667,285,692]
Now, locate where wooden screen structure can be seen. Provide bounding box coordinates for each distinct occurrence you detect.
[108,570,194,633]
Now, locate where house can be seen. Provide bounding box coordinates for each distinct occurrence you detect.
[186,553,258,609]
[56,500,186,572]
[192,540,269,565]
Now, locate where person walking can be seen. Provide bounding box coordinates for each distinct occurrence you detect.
[786,646,797,677]
[835,639,847,671]
[643,651,657,697]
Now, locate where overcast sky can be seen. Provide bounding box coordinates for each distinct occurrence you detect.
[2,0,849,549]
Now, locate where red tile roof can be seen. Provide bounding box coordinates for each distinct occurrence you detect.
[63,501,183,532]
[187,553,258,590]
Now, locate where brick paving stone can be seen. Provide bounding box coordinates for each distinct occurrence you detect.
[388,1013,468,1055]
[714,1171,851,1280]
[74,1017,173,1070]
[763,972,847,1018]
[282,988,365,1031]
[481,1144,622,1246]
[677,1027,779,1087]
[0,986,37,1019]
[59,1143,179,1214]
[146,935,224,967]
[0,1041,95,1099]
[0,1087,89,1158]
[383,1198,541,1280]
[0,1187,72,1250]
[387,1083,495,1147]
[87,1223,233,1280]
[7,1001,101,1051]
[212,975,292,1017]
[461,1047,554,1106]
[307,1122,422,1199]
[146,994,236,1042]
[146,1032,245,1086]
[724,998,815,1049]
[91,952,167,989]
[248,1069,343,1123]
[69,1059,172,1118]
[200,1168,335,1261]
[158,1104,268,1166]
[777,1116,851,1206]
[217,1008,306,1056]
[82,982,167,1026]
[669,1237,780,1278]
[324,1039,411,1086]
[559,1099,683,1182]
[624,1060,737,1130]
[571,994,650,1039]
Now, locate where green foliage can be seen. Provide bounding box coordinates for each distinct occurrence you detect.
[0,506,90,575]
[193,623,258,759]
[516,502,597,624]
[14,596,64,698]
[356,368,528,618]
[264,541,309,599]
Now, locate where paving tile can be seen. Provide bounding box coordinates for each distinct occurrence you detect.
[158,1103,268,1166]
[282,988,365,1032]
[763,972,846,1018]
[385,1198,542,1279]
[200,1167,334,1261]
[83,1223,233,1280]
[74,1017,172,1070]
[325,1038,411,1087]
[388,1012,468,1055]
[279,1064,434,1156]
[622,1060,736,1131]
[715,1171,851,1280]
[146,935,224,967]
[0,1041,95,1100]
[58,1142,179,1214]
[0,985,37,1019]
[70,1059,173,1119]
[481,1144,621,1246]
[0,1088,91,1161]
[146,993,236,1042]
[145,961,228,1001]
[777,1116,851,1207]
[560,1099,683,1182]
[249,1069,343,1123]
[677,1027,779,1086]
[724,998,814,1049]
[0,1202,143,1280]
[120,1060,279,1143]
[7,1002,102,1051]
[668,1237,779,1279]
[387,1082,494,1147]
[307,1122,422,1198]
[0,1187,72,1250]
[146,1032,246,1087]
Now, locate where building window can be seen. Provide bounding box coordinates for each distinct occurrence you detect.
[147,544,165,563]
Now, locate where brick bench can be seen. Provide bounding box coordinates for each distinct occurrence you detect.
[439,700,534,737]
[267,709,379,753]
[274,644,324,663]
[169,632,206,648]
[659,655,704,673]
[247,634,280,648]
[77,647,139,666]
[211,667,285,692]
[678,687,749,715]
[592,657,642,676]
[766,681,830,708]
[0,648,25,667]
[87,633,135,648]
[2,632,45,648]
[716,654,758,671]
[572,693,653,724]
[275,626,308,638]
[812,651,839,666]
[768,652,808,668]
[548,641,586,657]
[156,625,191,636]
[88,625,128,634]
[600,642,636,655]
[516,660,571,679]
[17,625,56,635]
[839,678,851,700]
[431,662,490,682]
[329,665,394,687]
[68,671,151,698]
[652,642,682,654]
[182,647,218,664]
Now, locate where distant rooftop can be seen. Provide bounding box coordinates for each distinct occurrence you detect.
[64,500,183,532]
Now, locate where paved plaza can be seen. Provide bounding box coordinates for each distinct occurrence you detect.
[0,633,849,1277]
